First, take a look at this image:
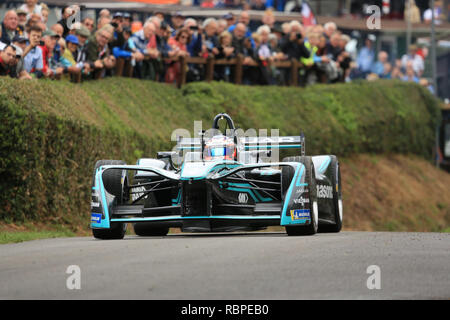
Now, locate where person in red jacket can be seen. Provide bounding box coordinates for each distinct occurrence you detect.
[39,29,63,78]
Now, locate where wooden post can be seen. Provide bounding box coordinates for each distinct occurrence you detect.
[234,54,243,84]
[71,70,82,83]
[123,59,133,77]
[115,57,125,76]
[205,56,214,82]
[290,58,299,86]
[179,56,187,88]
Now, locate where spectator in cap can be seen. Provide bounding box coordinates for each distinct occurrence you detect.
[12,34,28,57]
[109,13,126,51]
[39,29,64,78]
[60,34,91,75]
[1,10,24,45]
[223,13,235,27]
[11,44,32,79]
[75,25,90,46]
[73,26,90,66]
[122,13,132,29]
[113,12,123,19]
[16,9,28,29]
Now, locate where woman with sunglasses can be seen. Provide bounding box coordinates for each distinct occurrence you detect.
[165,28,190,85]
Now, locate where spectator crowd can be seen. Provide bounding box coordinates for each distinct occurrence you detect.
[0,1,434,91]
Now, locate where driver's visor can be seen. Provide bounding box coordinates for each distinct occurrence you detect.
[206,145,236,160]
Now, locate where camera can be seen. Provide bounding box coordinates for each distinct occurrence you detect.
[296,33,302,40]
[111,22,118,28]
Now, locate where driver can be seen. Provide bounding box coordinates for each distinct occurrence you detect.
[204,135,236,161]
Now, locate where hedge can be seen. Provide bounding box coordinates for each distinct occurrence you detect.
[0,78,441,226]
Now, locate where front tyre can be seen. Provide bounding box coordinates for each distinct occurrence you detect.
[92,160,128,240]
[318,156,343,233]
[282,156,318,236]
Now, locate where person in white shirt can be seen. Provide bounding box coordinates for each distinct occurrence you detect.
[401,44,424,77]
[423,0,445,24]
[19,0,42,21]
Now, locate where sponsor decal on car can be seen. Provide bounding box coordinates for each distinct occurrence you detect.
[293,197,310,205]
[317,185,333,199]
[295,187,306,194]
[131,185,147,202]
[91,201,100,208]
[238,193,249,204]
[290,209,310,221]
[91,213,102,223]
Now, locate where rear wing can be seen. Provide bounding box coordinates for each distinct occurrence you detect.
[177,134,306,156]
[241,135,305,152]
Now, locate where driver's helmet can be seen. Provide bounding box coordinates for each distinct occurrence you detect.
[204,135,236,161]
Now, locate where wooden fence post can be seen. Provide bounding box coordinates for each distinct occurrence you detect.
[115,58,125,76]
[234,54,243,84]
[71,70,82,83]
[179,56,187,88]
[205,56,214,82]
[123,59,133,77]
[290,58,299,86]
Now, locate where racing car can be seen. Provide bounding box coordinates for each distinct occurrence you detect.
[90,113,343,239]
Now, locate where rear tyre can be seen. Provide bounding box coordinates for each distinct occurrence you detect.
[282,156,318,236]
[92,160,128,240]
[318,156,343,233]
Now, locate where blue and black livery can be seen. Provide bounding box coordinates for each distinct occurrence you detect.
[90,114,343,239]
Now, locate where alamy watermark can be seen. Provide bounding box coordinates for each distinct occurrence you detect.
[366,5,382,30]
[66,265,81,290]
[366,265,381,290]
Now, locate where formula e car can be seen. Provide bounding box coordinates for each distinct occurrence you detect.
[90,113,343,239]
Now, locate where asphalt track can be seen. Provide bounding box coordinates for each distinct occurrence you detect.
[0,231,449,299]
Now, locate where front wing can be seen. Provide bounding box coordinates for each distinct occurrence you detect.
[91,162,316,231]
